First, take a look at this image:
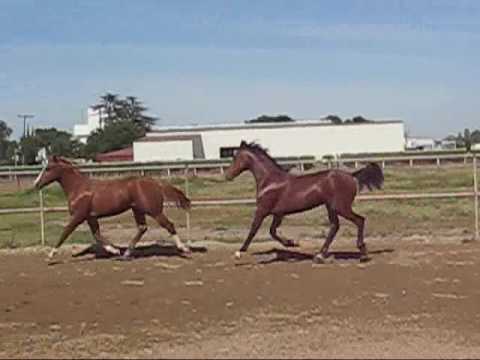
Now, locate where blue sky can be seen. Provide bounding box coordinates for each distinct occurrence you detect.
[1,0,479,139]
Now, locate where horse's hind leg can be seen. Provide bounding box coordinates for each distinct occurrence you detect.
[337,206,367,261]
[154,213,190,254]
[123,211,148,259]
[319,204,340,255]
[270,215,298,247]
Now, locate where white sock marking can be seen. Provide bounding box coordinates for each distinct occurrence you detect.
[104,244,120,255]
[48,248,58,259]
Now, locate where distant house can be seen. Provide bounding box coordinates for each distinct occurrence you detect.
[95,147,133,163]
[405,137,435,151]
[435,139,456,150]
[406,137,456,151]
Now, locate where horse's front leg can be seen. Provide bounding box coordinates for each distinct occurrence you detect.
[270,215,299,247]
[48,214,86,259]
[87,217,120,256]
[235,210,268,259]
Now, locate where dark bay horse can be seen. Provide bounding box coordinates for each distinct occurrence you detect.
[34,156,191,260]
[225,141,384,263]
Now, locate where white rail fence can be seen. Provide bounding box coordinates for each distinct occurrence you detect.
[0,152,478,182]
[0,154,478,247]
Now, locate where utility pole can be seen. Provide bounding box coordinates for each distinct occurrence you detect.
[17,114,34,165]
[17,114,34,138]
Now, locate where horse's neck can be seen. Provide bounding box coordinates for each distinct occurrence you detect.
[59,170,90,198]
[250,156,287,191]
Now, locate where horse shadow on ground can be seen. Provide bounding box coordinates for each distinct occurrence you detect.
[69,243,207,261]
[251,247,395,265]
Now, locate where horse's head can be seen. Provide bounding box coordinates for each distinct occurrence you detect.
[34,155,73,190]
[225,140,253,181]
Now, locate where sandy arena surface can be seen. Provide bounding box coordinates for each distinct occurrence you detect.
[1,234,480,359]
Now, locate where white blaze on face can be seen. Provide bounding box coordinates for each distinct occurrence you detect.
[34,161,48,188]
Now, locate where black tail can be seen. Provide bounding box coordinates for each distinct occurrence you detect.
[352,162,384,192]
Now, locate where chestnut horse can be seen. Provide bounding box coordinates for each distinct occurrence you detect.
[225,141,384,263]
[34,156,191,260]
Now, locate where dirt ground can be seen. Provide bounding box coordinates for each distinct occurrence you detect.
[1,231,480,359]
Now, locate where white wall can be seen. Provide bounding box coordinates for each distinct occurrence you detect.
[201,122,404,158]
[134,122,405,161]
[73,108,103,143]
[134,140,193,162]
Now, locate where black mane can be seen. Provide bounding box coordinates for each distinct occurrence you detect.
[242,141,284,171]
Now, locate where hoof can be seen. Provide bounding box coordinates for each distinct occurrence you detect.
[177,245,191,254]
[48,248,58,259]
[313,253,332,264]
[359,254,371,263]
[234,251,242,260]
[104,244,120,256]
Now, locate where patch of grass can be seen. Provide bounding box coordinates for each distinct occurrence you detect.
[0,184,67,209]
[0,212,91,249]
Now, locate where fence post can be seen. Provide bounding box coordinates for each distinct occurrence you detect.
[474,154,479,241]
[184,166,191,245]
[39,190,45,246]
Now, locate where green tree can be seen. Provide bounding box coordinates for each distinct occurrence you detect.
[19,128,83,164]
[91,92,120,127]
[471,130,480,145]
[84,120,144,159]
[325,114,342,124]
[18,135,42,164]
[117,96,156,131]
[455,132,465,148]
[464,128,472,152]
[85,93,157,158]
[0,120,13,161]
[351,115,371,123]
[245,114,294,124]
[92,93,157,131]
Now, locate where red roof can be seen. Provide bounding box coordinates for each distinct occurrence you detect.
[95,147,133,162]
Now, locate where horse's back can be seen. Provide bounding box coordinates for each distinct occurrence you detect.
[295,169,357,203]
[90,177,164,216]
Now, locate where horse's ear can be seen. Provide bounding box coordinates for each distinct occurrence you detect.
[51,155,58,163]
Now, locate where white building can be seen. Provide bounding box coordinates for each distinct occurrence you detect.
[133,120,405,162]
[405,137,435,151]
[406,137,456,151]
[73,108,103,143]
